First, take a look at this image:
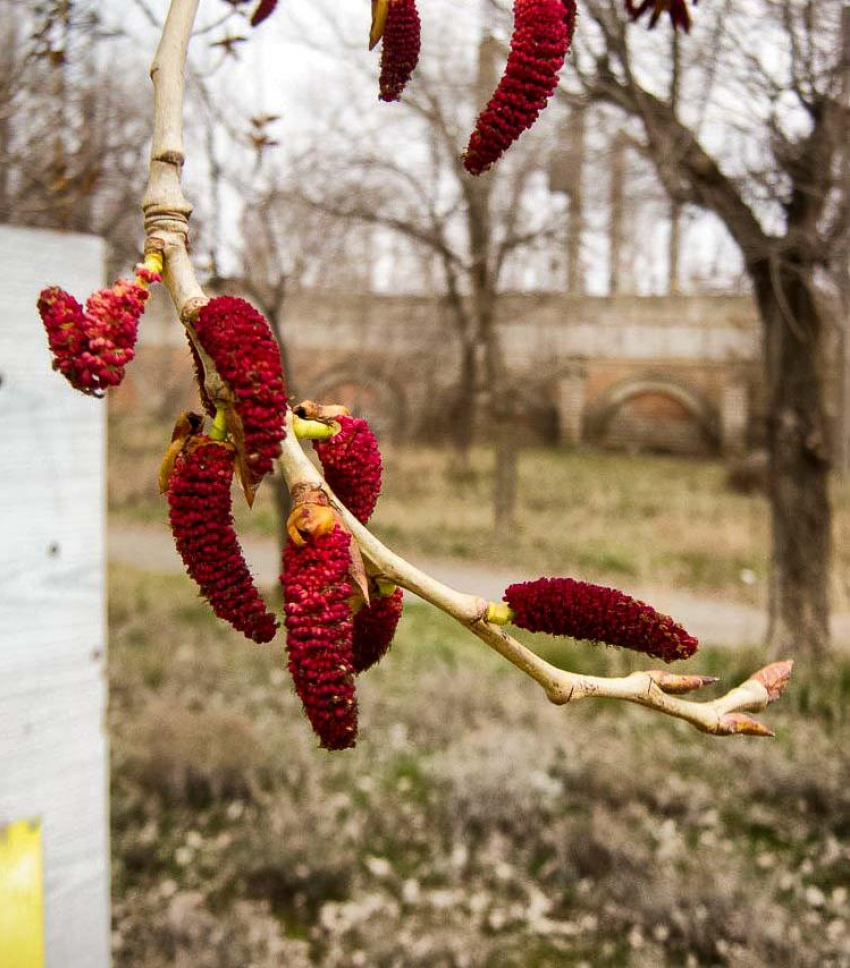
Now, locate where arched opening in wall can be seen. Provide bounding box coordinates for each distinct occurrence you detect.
[313,370,408,442]
[586,378,720,456]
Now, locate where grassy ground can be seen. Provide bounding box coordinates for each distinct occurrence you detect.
[110,566,850,967]
[108,413,850,610]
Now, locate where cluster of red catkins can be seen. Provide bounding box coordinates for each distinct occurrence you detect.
[158,295,290,650]
[374,0,576,174]
[282,415,403,750]
[37,275,698,751]
[375,0,696,173]
[37,266,160,395]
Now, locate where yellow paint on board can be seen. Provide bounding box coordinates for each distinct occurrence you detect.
[0,820,45,968]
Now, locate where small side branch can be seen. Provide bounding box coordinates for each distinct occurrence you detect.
[278,415,792,737]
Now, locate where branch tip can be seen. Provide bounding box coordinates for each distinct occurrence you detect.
[717,713,775,738]
[749,660,794,703]
[648,671,719,695]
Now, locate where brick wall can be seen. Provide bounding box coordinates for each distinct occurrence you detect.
[123,288,772,454]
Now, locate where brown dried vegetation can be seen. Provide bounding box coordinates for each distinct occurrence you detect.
[110,568,850,967]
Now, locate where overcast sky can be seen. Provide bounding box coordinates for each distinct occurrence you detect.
[106,0,748,295]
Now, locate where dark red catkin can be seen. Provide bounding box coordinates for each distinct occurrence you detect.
[379,0,421,102]
[37,267,160,396]
[282,525,358,749]
[313,415,383,525]
[625,0,694,32]
[168,439,278,644]
[353,587,404,673]
[250,0,278,27]
[193,296,288,484]
[314,415,403,671]
[463,0,576,175]
[504,577,698,662]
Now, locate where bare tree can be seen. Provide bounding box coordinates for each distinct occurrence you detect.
[570,0,850,658]
[0,1,151,273]
[272,22,566,525]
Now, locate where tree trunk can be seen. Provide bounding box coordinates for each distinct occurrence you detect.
[566,106,585,295]
[448,340,476,476]
[750,259,832,658]
[608,133,626,295]
[492,403,519,531]
[667,30,681,296]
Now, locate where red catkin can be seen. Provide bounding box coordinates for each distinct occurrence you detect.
[194,296,288,484]
[625,0,694,32]
[463,0,576,175]
[313,415,383,525]
[168,439,278,644]
[504,577,698,662]
[315,417,401,671]
[353,587,404,673]
[282,525,358,750]
[379,0,421,102]
[37,269,159,396]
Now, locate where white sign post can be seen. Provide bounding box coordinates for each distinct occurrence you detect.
[0,225,110,968]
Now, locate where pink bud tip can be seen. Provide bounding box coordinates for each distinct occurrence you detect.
[750,660,794,703]
[718,713,775,738]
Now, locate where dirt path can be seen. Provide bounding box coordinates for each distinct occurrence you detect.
[108,522,850,649]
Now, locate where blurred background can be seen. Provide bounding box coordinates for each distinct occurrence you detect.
[2,0,850,964]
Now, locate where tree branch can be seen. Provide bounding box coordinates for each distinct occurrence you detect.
[278,411,790,737]
[144,0,792,743]
[578,2,770,265]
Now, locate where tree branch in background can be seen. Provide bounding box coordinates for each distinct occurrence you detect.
[575,0,848,658]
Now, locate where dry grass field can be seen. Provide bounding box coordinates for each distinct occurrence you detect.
[109,566,850,967]
[108,410,850,964]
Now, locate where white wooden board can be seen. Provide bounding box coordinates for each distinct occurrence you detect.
[0,225,110,968]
